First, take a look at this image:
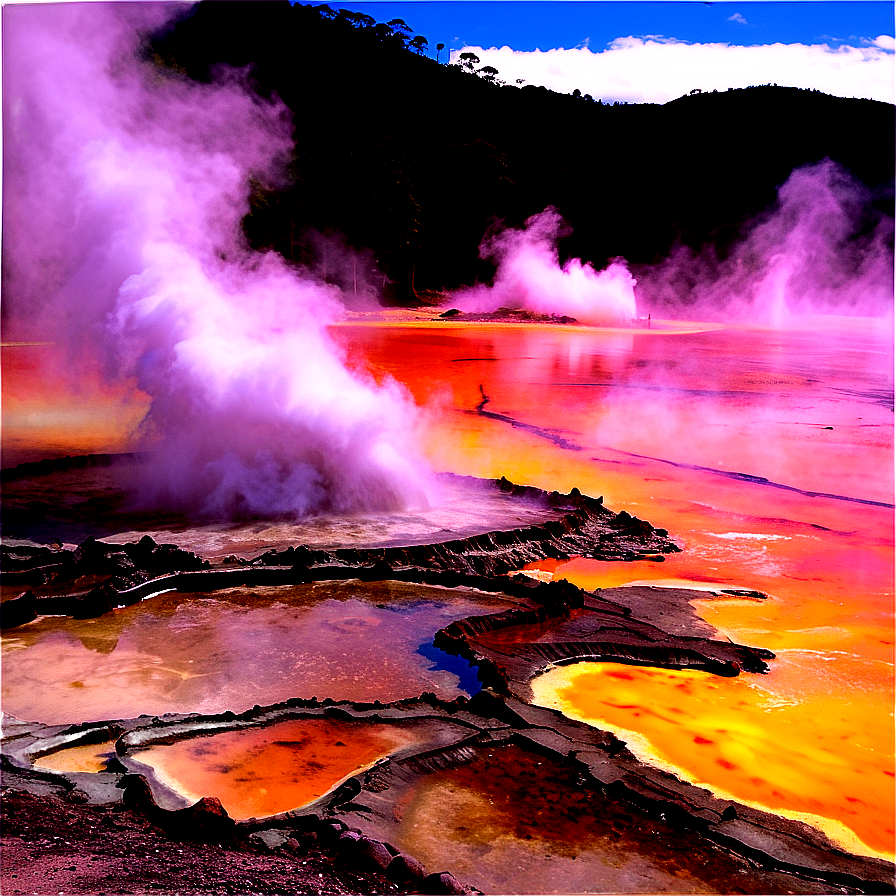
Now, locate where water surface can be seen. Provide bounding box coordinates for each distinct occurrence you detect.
[2,581,512,724]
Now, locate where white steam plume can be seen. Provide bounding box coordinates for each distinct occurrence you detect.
[451,208,638,325]
[2,2,430,519]
[636,159,894,325]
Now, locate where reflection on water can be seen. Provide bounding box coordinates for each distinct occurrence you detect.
[3,318,893,861]
[383,743,830,895]
[0,344,147,467]
[133,719,419,819]
[339,318,894,859]
[1,582,511,724]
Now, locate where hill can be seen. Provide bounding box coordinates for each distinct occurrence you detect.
[147,1,895,305]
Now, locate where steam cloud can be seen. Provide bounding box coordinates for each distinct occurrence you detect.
[450,208,638,325]
[2,3,430,519]
[635,159,895,325]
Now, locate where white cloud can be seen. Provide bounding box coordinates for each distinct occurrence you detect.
[728,13,748,25]
[450,37,895,104]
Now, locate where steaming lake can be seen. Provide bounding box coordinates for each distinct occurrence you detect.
[336,316,895,860]
[2,316,893,860]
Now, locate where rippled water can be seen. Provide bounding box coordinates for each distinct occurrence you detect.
[338,317,894,860]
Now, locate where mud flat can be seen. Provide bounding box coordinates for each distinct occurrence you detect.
[2,469,893,894]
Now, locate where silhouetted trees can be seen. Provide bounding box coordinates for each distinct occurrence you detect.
[146,1,895,305]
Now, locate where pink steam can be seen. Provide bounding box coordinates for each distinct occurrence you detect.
[450,208,638,325]
[2,3,430,519]
[636,159,894,326]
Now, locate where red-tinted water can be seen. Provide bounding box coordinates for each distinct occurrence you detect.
[336,317,894,859]
[2,317,893,858]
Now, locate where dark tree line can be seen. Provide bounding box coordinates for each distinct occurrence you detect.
[146,1,894,305]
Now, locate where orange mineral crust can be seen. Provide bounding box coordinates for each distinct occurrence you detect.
[337,317,894,861]
[132,719,416,820]
[532,662,894,861]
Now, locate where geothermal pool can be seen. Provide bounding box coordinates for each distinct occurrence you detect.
[336,316,895,861]
[0,461,567,561]
[1,581,513,723]
[2,316,894,863]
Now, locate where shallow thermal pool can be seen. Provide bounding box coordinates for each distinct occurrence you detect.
[0,466,567,561]
[1,581,516,724]
[346,741,833,895]
[531,661,894,860]
[128,718,431,819]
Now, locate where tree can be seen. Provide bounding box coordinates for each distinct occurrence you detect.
[458,51,480,71]
[387,18,413,36]
[409,35,429,55]
[370,23,395,42]
[436,42,445,63]
[479,64,500,83]
[337,9,375,28]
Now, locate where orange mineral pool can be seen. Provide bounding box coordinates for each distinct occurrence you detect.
[336,316,895,861]
[3,316,893,860]
[130,718,419,820]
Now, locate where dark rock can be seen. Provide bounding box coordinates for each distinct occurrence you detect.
[120,775,157,812]
[337,830,361,854]
[318,821,346,844]
[360,560,393,581]
[70,583,116,619]
[423,871,468,894]
[72,536,108,569]
[386,853,427,884]
[105,551,136,573]
[356,836,393,871]
[167,796,236,844]
[1,591,37,629]
[134,534,159,557]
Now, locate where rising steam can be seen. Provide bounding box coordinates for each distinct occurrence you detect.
[450,208,638,325]
[2,3,429,519]
[635,159,895,325]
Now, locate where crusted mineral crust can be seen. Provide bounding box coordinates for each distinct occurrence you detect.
[2,473,893,894]
[3,686,893,893]
[1,476,678,628]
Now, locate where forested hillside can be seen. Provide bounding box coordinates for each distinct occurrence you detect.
[147,1,895,304]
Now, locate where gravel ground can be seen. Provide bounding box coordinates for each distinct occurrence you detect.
[1,788,405,896]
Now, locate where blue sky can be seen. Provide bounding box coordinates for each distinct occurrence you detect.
[318,1,895,102]
[325,2,894,53]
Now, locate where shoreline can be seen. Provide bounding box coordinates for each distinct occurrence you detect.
[530,662,895,864]
[2,469,893,893]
